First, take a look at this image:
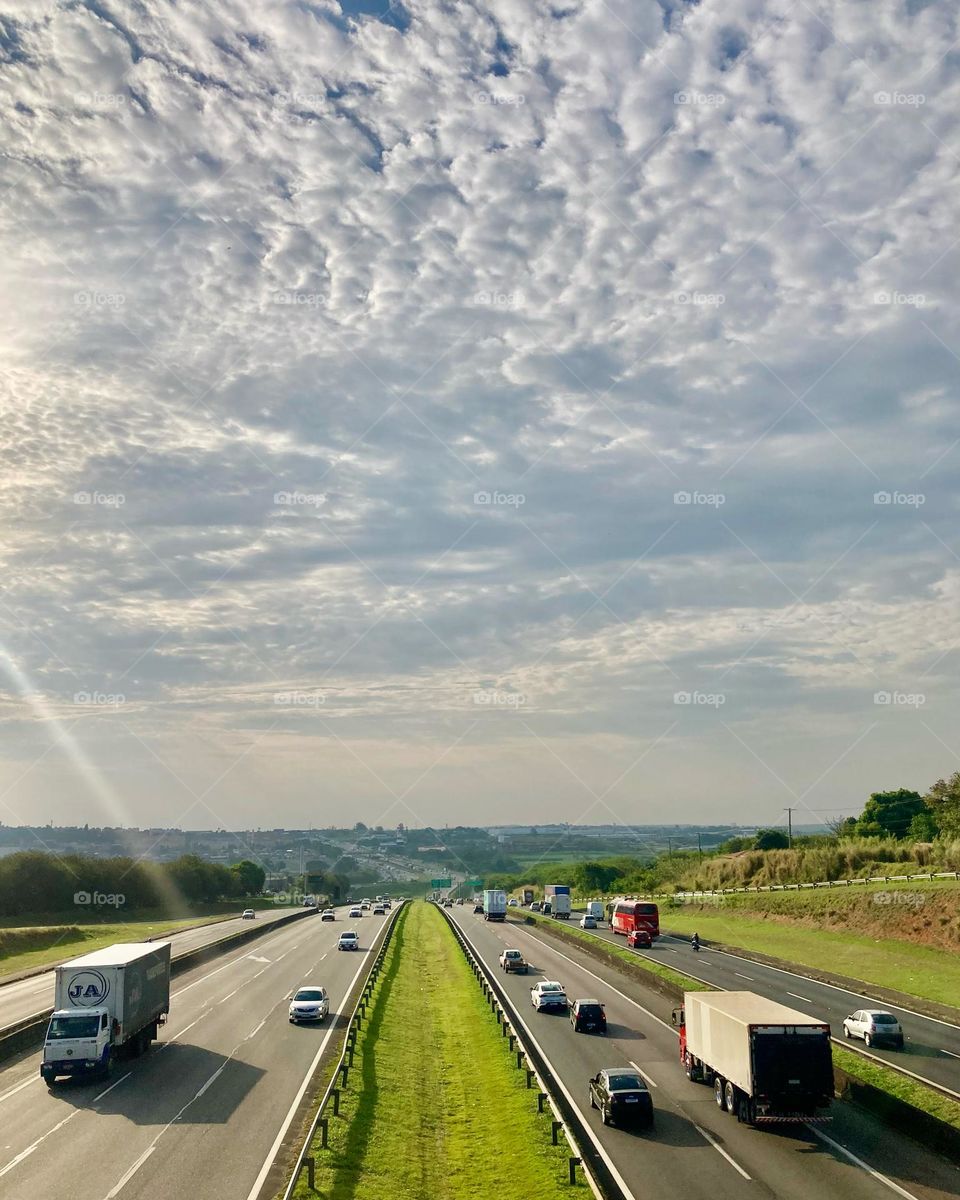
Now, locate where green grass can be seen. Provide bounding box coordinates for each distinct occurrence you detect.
[509,910,710,994]
[832,1044,960,1132]
[296,902,584,1200]
[658,906,960,1008]
[0,914,238,980]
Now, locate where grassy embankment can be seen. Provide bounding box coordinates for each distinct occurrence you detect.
[294,902,585,1200]
[0,909,248,979]
[658,880,960,1008]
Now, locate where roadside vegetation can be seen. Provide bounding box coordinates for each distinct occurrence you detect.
[832,1043,960,1133]
[296,902,583,1200]
[659,894,960,1009]
[0,913,243,979]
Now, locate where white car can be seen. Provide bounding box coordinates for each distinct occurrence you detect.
[338,931,360,951]
[579,915,597,929]
[241,909,256,920]
[289,985,329,1023]
[531,980,568,1011]
[349,907,363,918]
[843,1009,904,1049]
[507,898,519,907]
[320,909,335,921]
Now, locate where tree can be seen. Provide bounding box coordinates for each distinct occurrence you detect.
[908,811,938,841]
[753,829,789,850]
[924,773,960,838]
[855,789,925,838]
[231,860,266,896]
[574,861,623,893]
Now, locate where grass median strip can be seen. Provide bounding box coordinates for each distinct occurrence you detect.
[294,902,585,1200]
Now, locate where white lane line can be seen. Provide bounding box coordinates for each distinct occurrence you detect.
[810,1129,922,1200]
[243,948,381,1200]
[693,1124,751,1180]
[246,1017,268,1041]
[786,992,811,1003]
[628,1060,657,1088]
[940,1049,959,1058]
[106,1147,156,1198]
[220,987,240,1003]
[0,1071,131,1179]
[734,972,754,981]
[0,1074,38,1106]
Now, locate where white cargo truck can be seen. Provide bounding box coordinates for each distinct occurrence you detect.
[674,991,833,1124]
[482,889,507,921]
[41,943,171,1085]
[585,901,604,921]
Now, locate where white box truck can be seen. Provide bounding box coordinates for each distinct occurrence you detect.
[482,889,507,921]
[673,991,833,1124]
[545,884,571,919]
[41,942,171,1085]
[586,901,604,921]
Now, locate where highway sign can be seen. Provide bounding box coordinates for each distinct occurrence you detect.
[431,878,452,888]
[466,879,483,888]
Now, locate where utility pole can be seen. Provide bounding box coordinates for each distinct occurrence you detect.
[784,808,793,849]
[697,831,702,862]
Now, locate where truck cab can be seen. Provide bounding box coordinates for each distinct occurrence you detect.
[42,1008,112,1083]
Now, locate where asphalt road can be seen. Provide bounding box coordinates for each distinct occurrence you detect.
[0,906,312,1031]
[562,917,960,1095]
[448,907,959,1200]
[0,905,390,1200]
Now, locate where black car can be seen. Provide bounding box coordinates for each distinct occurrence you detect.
[473,903,484,914]
[589,1069,653,1128]
[571,999,607,1034]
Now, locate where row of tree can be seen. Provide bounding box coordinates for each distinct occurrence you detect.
[836,775,960,841]
[0,852,267,917]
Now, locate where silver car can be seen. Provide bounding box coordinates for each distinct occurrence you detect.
[289,985,330,1024]
[842,1009,904,1049]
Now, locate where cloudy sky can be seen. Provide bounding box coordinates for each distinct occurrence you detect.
[0,0,957,835]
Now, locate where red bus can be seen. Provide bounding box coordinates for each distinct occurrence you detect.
[607,899,660,940]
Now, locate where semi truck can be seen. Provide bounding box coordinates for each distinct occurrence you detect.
[41,942,171,1085]
[482,889,507,921]
[673,991,833,1125]
[521,887,535,906]
[544,884,571,919]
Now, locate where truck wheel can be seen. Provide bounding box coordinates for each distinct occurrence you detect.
[724,1081,737,1114]
[683,1052,693,1080]
[714,1077,726,1110]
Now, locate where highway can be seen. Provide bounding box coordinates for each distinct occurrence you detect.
[0,905,389,1200]
[448,906,959,1200]
[559,915,960,1095]
[0,906,310,1032]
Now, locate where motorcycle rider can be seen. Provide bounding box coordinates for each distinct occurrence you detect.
[691,932,700,951]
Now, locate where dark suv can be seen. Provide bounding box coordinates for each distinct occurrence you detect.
[571,999,607,1034]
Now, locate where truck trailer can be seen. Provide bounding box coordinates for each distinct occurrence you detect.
[673,991,833,1125]
[482,889,507,921]
[41,942,171,1085]
[544,884,571,919]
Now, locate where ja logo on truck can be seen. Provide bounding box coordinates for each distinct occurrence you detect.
[67,970,110,1006]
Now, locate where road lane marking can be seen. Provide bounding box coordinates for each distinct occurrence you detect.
[628,1061,657,1087]
[244,942,387,1200]
[941,1049,959,1058]
[786,992,811,1003]
[810,1129,921,1200]
[106,1146,155,1198]
[0,1074,38,1106]
[734,972,754,981]
[246,1017,268,1040]
[693,1124,751,1179]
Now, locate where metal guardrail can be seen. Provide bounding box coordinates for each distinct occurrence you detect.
[437,904,620,1199]
[281,903,404,1200]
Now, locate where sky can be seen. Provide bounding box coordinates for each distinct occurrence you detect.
[0,0,957,835]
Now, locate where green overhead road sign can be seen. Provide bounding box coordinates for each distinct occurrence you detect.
[431,878,452,888]
[466,879,483,888]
